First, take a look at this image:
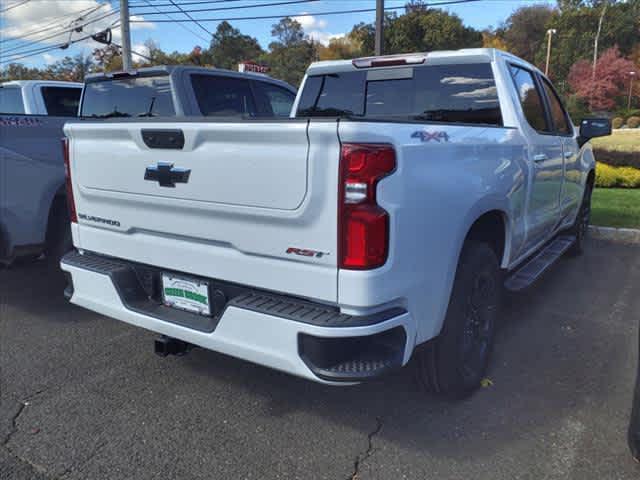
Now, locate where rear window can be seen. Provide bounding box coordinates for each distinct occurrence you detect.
[0,87,25,114]
[297,63,502,126]
[81,76,175,118]
[41,86,81,117]
[191,74,256,117]
[252,82,295,117]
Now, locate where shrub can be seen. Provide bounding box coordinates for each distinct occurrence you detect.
[612,117,624,129]
[615,108,640,119]
[627,116,640,128]
[594,149,640,169]
[596,163,640,188]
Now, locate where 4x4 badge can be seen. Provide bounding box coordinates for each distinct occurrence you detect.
[144,162,191,187]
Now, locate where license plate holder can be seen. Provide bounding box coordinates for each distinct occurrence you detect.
[161,273,211,316]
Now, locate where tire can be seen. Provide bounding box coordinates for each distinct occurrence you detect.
[415,241,501,399]
[568,182,593,256]
[44,203,72,266]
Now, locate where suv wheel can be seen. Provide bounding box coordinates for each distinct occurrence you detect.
[415,241,501,399]
[569,182,593,256]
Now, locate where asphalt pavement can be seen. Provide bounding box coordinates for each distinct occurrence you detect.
[1,239,640,479]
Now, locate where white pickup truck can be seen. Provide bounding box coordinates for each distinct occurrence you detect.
[61,49,611,397]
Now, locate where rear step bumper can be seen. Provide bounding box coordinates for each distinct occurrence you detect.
[61,250,414,384]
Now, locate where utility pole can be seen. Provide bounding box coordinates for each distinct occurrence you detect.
[120,0,133,71]
[629,72,637,110]
[375,0,384,56]
[545,29,556,77]
[592,0,608,84]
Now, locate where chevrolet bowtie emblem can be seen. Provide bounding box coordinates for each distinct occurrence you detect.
[144,162,191,187]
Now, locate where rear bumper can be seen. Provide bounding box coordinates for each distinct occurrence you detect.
[61,251,415,384]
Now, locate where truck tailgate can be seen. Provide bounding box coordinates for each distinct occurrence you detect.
[63,120,340,302]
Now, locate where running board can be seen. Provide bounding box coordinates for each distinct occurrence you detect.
[504,235,575,292]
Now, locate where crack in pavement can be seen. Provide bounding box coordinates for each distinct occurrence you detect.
[2,388,47,446]
[58,439,108,480]
[347,417,383,480]
[1,389,55,478]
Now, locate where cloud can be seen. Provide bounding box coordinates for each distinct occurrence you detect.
[307,31,346,46]
[441,76,493,85]
[132,43,150,62]
[42,53,57,65]
[291,13,344,46]
[1,0,155,62]
[453,86,498,98]
[293,14,328,30]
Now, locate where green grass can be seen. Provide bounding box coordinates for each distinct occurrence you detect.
[591,129,640,153]
[591,188,640,229]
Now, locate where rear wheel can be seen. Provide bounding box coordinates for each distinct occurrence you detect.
[44,199,72,265]
[415,241,501,399]
[568,182,593,256]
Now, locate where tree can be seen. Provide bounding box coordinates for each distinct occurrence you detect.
[502,5,554,65]
[264,18,317,86]
[386,7,481,53]
[45,53,95,82]
[544,0,640,81]
[568,46,637,111]
[206,21,263,70]
[317,37,359,61]
[482,30,508,51]
[93,44,122,72]
[0,64,45,82]
[271,17,305,46]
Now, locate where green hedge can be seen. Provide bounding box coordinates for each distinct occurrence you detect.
[594,149,640,169]
[596,163,640,188]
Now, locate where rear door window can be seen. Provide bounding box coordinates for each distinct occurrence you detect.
[297,63,502,125]
[539,76,573,135]
[0,88,25,114]
[191,74,256,117]
[508,64,550,133]
[81,76,175,118]
[41,86,81,117]
[252,82,295,117]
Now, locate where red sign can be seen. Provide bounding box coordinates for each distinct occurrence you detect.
[238,61,270,74]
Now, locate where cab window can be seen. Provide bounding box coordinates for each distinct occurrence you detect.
[540,76,573,135]
[508,64,550,133]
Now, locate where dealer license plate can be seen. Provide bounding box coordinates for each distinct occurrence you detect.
[161,273,211,316]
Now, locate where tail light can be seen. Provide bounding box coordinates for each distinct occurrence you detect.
[339,144,396,270]
[62,137,77,223]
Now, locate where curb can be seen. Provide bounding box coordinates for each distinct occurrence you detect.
[589,225,640,244]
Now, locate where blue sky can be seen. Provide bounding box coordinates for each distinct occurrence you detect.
[0,0,555,68]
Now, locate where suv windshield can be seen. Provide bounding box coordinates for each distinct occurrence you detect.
[297,63,502,126]
[81,75,175,118]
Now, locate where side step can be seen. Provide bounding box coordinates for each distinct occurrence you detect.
[504,235,575,292]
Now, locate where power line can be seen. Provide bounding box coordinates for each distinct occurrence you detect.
[0,4,106,45]
[128,0,277,6]
[0,0,29,14]
[131,0,319,16]
[167,0,212,37]
[1,9,119,57]
[142,0,210,42]
[130,0,482,24]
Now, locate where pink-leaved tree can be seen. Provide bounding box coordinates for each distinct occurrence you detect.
[568,46,636,111]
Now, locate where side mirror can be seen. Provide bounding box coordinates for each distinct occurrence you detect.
[579,118,612,144]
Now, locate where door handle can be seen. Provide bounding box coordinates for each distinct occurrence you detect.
[533,154,548,163]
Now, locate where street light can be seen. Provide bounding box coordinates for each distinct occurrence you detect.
[545,28,557,76]
[629,71,637,110]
